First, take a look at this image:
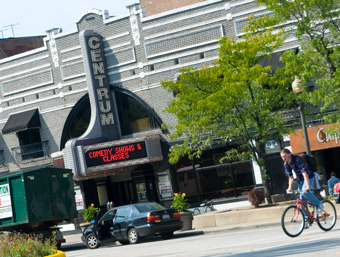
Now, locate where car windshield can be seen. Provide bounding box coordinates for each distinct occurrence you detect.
[134,202,166,213]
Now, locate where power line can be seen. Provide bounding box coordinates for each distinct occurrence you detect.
[4,23,19,37]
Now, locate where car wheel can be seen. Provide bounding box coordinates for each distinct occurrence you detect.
[128,228,140,244]
[118,240,130,245]
[161,232,173,240]
[85,233,101,249]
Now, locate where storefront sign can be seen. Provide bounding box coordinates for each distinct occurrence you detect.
[0,184,12,219]
[290,123,340,153]
[85,141,147,167]
[265,140,281,153]
[157,171,173,200]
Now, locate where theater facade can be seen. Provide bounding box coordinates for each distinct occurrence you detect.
[2,0,335,208]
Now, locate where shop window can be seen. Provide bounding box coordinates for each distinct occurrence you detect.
[157,170,173,200]
[136,182,147,201]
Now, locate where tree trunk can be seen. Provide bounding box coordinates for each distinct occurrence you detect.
[263,177,272,205]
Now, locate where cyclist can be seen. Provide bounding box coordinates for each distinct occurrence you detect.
[280,148,324,224]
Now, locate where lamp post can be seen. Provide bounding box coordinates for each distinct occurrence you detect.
[292,76,311,155]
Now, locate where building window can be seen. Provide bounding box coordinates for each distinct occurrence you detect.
[21,97,25,102]
[174,58,179,65]
[68,86,72,91]
[148,64,155,71]
[52,89,56,95]
[36,93,39,99]
[199,52,205,59]
[6,102,9,107]
[131,69,136,76]
[60,91,162,149]
[116,91,161,136]
[17,128,44,160]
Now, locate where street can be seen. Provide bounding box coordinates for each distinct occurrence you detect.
[62,223,340,256]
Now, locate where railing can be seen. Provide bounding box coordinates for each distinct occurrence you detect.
[11,141,50,164]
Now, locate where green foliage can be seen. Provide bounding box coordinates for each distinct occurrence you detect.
[162,23,294,179]
[0,232,58,257]
[83,203,98,222]
[254,0,340,123]
[171,192,190,212]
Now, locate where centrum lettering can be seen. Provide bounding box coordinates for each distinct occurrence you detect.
[317,128,340,145]
[87,35,114,126]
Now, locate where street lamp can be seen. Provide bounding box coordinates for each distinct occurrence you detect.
[292,76,311,155]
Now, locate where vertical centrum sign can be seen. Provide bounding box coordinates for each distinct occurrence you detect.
[87,34,115,126]
[82,30,119,140]
[0,184,12,219]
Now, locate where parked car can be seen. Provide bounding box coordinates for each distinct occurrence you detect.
[81,202,183,249]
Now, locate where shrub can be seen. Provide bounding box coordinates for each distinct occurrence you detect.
[83,203,98,222]
[171,192,190,212]
[248,188,265,208]
[0,232,57,257]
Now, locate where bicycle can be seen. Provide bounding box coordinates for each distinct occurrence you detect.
[193,200,216,215]
[281,190,337,237]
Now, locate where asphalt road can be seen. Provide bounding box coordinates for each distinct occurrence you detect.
[61,223,340,257]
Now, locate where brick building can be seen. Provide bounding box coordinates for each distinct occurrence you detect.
[1,0,337,209]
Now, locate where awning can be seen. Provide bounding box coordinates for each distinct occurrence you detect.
[2,108,41,135]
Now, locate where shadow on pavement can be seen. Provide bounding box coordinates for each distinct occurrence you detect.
[61,230,204,252]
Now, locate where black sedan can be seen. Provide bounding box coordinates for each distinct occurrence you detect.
[81,202,183,249]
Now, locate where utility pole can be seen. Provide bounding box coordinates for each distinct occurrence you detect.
[0,28,8,38]
[4,23,19,37]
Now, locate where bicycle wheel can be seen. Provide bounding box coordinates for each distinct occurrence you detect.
[317,200,337,231]
[193,208,201,216]
[205,206,214,213]
[281,205,305,237]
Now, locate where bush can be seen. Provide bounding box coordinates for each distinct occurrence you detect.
[248,188,265,208]
[83,203,98,222]
[0,232,57,257]
[171,192,190,212]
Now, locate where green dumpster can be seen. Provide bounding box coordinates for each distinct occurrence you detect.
[0,166,77,230]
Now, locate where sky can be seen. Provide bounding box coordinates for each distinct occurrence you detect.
[0,0,138,38]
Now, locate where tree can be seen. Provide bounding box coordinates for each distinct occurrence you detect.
[254,0,340,123]
[162,27,295,204]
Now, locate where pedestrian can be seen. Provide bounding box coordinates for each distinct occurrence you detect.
[280,148,324,224]
[313,172,323,200]
[327,172,340,196]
